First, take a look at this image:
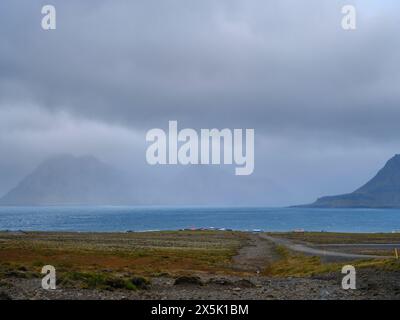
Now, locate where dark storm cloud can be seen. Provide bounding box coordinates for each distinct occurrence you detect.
[0,0,399,205]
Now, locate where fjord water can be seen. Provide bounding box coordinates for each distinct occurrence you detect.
[0,207,400,233]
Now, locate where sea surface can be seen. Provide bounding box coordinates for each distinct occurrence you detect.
[0,206,400,233]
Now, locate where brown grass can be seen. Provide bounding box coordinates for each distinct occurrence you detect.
[268,232,400,244]
[263,245,400,277]
[0,231,247,277]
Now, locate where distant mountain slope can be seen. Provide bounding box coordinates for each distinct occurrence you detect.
[0,155,135,206]
[297,154,400,208]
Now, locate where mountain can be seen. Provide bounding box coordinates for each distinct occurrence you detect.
[297,154,400,208]
[0,155,135,206]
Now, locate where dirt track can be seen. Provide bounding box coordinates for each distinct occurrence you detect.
[232,234,279,272]
[232,233,389,273]
[260,234,391,260]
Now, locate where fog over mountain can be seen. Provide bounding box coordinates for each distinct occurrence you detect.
[0,154,287,206]
[0,1,399,205]
[0,155,136,206]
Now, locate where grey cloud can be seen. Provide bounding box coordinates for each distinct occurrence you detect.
[0,0,399,205]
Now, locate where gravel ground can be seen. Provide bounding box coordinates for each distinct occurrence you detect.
[1,269,400,300]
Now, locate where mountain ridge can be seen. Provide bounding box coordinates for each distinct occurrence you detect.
[0,154,136,206]
[296,154,400,208]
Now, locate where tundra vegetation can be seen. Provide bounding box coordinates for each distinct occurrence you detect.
[0,231,399,291]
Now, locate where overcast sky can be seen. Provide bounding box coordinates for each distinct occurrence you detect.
[0,0,399,205]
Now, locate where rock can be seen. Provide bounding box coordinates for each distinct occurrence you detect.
[5,271,27,278]
[234,279,255,288]
[131,276,151,290]
[101,269,113,273]
[104,277,127,289]
[174,276,203,286]
[319,289,330,300]
[0,292,12,300]
[208,278,233,286]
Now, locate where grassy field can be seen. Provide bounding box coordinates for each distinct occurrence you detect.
[0,231,247,277]
[263,232,400,277]
[263,245,398,277]
[1,230,399,290]
[268,232,400,244]
[0,230,250,290]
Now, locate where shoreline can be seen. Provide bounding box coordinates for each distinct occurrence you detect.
[2,229,400,234]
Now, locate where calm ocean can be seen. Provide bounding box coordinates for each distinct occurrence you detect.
[0,206,400,233]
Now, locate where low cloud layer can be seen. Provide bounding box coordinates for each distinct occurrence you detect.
[0,0,399,205]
